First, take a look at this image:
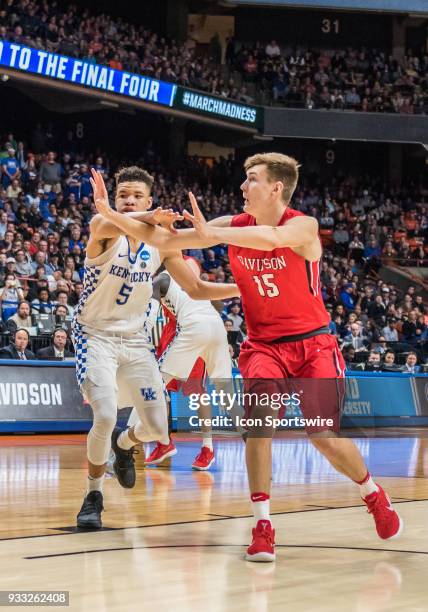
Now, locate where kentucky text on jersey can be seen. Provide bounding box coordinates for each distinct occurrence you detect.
[237,255,287,271]
[109,264,151,283]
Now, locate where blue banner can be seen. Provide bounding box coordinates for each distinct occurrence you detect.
[0,40,176,107]
[171,372,426,430]
[229,0,428,13]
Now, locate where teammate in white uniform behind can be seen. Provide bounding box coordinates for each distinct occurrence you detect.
[74,168,240,530]
[128,257,232,470]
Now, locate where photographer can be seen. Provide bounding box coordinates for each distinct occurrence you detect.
[0,273,24,321]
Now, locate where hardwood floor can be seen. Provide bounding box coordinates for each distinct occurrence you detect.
[0,434,427,611]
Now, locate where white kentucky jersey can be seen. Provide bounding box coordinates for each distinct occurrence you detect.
[73,236,161,334]
[161,273,220,327]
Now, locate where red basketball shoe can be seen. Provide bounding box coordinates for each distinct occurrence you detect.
[245,520,276,562]
[145,440,177,465]
[363,484,403,540]
[192,447,215,471]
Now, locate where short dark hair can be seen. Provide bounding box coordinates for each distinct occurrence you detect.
[53,327,67,338]
[14,328,30,341]
[115,166,154,191]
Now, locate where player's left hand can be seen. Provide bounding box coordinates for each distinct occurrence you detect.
[152,207,183,235]
[90,168,111,217]
[183,192,214,240]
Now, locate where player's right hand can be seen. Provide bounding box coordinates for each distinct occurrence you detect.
[152,207,184,234]
[183,192,215,241]
[90,168,111,217]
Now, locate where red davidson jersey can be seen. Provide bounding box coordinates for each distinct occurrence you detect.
[228,208,330,342]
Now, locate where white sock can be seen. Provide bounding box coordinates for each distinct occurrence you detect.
[202,436,213,451]
[117,429,135,451]
[87,475,104,494]
[251,493,271,525]
[357,472,379,498]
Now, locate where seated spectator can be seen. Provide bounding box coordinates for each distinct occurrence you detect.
[402,311,425,343]
[227,301,244,332]
[372,336,388,355]
[341,323,369,352]
[5,301,34,334]
[0,328,35,360]
[55,290,74,316]
[342,346,356,368]
[272,75,288,102]
[265,40,281,58]
[381,350,399,371]
[332,223,349,254]
[31,288,55,314]
[382,318,399,342]
[39,151,62,192]
[368,295,387,326]
[228,343,239,368]
[224,319,243,351]
[401,352,420,373]
[340,283,355,311]
[203,249,222,272]
[14,249,33,277]
[364,350,382,371]
[0,272,24,320]
[36,328,74,360]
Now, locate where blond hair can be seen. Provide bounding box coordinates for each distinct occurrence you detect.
[244,152,300,203]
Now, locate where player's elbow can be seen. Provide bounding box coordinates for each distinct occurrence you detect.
[89,214,105,238]
[304,217,319,241]
[89,214,102,231]
[186,279,205,300]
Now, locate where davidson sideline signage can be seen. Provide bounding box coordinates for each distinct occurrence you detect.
[0,362,89,422]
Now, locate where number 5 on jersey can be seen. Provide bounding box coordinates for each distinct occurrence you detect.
[252,274,280,298]
[116,283,133,305]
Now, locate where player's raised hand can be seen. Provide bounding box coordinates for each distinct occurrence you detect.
[152,207,183,235]
[184,192,212,239]
[90,168,111,217]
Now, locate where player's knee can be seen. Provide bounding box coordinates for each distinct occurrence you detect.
[135,413,167,442]
[309,434,339,456]
[92,408,117,437]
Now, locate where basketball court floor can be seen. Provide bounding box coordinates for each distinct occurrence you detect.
[1,434,427,611]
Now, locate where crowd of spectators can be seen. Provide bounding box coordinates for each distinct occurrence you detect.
[228,40,428,113]
[1,1,427,113]
[0,126,426,367]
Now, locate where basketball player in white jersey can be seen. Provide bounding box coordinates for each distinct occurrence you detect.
[74,167,240,530]
[128,257,232,470]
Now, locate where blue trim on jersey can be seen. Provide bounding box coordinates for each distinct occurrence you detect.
[126,237,145,264]
[72,265,102,330]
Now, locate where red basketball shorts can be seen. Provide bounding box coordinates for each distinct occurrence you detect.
[238,334,345,434]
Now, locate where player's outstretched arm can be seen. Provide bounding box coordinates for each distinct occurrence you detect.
[183,193,319,252]
[163,253,240,300]
[91,169,217,250]
[91,206,182,239]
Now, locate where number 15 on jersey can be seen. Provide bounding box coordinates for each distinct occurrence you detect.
[252,274,280,298]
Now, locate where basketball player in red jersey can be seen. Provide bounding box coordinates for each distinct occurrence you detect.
[93,156,403,561]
